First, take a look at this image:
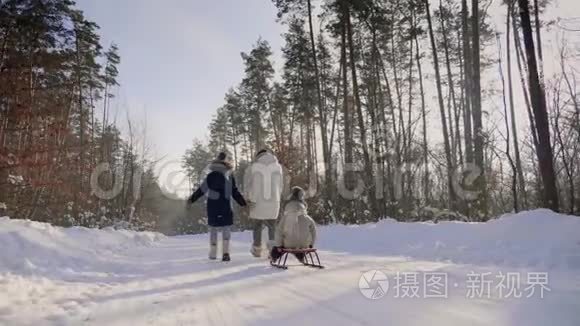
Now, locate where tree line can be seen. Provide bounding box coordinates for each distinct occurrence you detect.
[184,0,579,225]
[0,0,178,230]
[1,0,577,233]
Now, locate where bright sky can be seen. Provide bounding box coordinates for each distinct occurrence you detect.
[76,0,284,196]
[75,0,579,197]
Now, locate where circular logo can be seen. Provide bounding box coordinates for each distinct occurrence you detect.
[359,270,389,300]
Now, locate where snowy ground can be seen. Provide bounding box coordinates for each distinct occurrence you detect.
[1,209,580,326]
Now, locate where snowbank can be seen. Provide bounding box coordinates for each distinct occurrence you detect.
[318,209,580,270]
[0,210,578,325]
[0,209,578,280]
[0,217,164,278]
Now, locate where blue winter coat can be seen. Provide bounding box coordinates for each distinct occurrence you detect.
[189,160,247,227]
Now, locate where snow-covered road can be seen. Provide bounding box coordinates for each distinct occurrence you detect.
[1,210,580,325]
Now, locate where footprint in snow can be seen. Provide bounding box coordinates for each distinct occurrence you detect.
[242,304,266,311]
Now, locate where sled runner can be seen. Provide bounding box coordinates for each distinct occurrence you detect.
[270,248,324,269]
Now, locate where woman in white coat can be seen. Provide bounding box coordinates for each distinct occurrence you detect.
[244,149,283,257]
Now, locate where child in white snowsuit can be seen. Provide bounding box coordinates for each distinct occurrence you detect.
[270,186,317,262]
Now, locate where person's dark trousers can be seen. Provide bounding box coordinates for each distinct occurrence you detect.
[252,219,276,248]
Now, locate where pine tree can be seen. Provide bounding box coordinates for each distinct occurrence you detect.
[240,39,275,152]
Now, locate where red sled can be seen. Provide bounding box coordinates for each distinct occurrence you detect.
[270,247,325,269]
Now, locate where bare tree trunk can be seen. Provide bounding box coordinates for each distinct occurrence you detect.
[307,0,331,200]
[424,0,457,209]
[471,0,487,218]
[457,29,467,167]
[368,30,396,204]
[306,114,313,182]
[102,80,109,161]
[415,24,430,205]
[497,33,519,212]
[74,33,84,221]
[517,0,559,212]
[373,60,387,214]
[341,15,354,192]
[390,2,406,165]
[364,24,385,210]
[346,6,375,214]
[375,46,401,168]
[440,0,461,166]
[406,27,414,160]
[533,0,544,83]
[461,0,473,164]
[553,90,574,214]
[506,1,527,208]
[513,14,539,150]
[329,61,343,154]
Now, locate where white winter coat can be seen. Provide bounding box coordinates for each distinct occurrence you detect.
[244,152,283,220]
[275,200,317,248]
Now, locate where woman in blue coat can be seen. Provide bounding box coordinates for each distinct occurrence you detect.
[188,152,246,261]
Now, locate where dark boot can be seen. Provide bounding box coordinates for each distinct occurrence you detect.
[270,246,283,261]
[222,253,231,262]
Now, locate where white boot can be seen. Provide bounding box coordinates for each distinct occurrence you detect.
[266,240,275,252]
[250,245,262,258]
[209,245,217,260]
[223,240,230,255]
[222,240,231,261]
